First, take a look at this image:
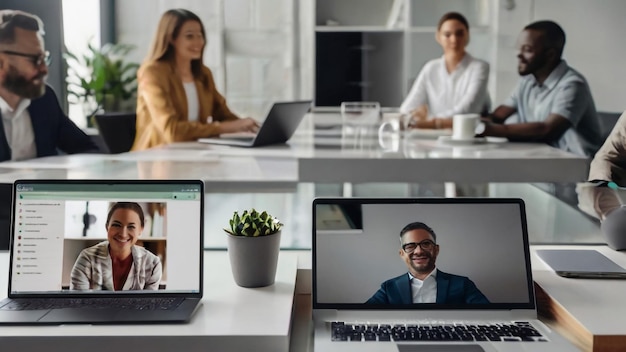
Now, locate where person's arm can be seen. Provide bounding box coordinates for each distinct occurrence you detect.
[365,285,389,304]
[400,65,429,115]
[483,83,520,125]
[204,68,238,122]
[463,279,490,304]
[487,105,517,124]
[438,61,490,118]
[70,251,92,290]
[144,257,162,290]
[589,111,626,184]
[483,81,589,143]
[45,88,99,154]
[481,113,571,142]
[139,65,224,142]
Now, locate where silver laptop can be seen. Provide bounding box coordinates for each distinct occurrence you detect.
[312,198,576,351]
[0,179,204,324]
[198,101,312,147]
[536,249,626,279]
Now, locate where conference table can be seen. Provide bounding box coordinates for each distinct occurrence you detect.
[0,113,590,186]
[0,112,597,250]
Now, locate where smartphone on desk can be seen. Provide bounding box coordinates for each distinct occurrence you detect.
[536,249,626,279]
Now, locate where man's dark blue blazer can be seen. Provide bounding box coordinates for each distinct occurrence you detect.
[0,85,98,162]
[366,270,490,304]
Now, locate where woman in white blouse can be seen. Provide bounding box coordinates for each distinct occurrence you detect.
[400,12,490,129]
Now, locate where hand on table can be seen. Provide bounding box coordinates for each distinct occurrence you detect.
[406,105,429,129]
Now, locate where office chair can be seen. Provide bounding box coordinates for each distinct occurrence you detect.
[597,111,622,141]
[94,113,136,153]
[0,183,11,250]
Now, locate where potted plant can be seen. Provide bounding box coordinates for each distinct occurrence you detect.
[65,42,140,127]
[224,209,283,287]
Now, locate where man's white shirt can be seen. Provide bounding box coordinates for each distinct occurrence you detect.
[408,268,437,303]
[0,96,36,161]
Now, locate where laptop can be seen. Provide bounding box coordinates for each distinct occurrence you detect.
[198,100,312,147]
[0,179,204,324]
[312,198,576,351]
[536,249,626,279]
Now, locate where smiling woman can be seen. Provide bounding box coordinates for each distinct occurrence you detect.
[70,202,163,291]
[132,8,260,151]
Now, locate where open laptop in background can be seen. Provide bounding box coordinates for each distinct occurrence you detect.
[312,198,575,351]
[198,100,312,147]
[0,179,204,325]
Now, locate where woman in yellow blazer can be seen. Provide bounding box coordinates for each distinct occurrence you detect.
[133,9,259,150]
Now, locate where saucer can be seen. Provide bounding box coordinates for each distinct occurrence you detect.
[437,136,487,145]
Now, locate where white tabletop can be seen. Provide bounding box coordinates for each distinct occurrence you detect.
[0,251,300,352]
[0,113,590,186]
[298,113,590,183]
[531,245,626,350]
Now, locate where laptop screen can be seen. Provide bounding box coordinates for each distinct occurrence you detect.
[313,198,535,310]
[9,180,203,297]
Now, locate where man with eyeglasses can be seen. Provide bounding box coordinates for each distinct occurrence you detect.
[0,10,98,162]
[366,222,489,304]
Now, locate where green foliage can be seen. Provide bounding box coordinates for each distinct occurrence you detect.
[65,42,140,116]
[225,209,283,237]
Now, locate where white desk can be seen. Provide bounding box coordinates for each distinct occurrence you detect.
[0,251,300,352]
[531,245,626,351]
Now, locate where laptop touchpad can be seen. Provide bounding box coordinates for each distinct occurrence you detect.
[398,344,484,352]
[40,308,119,323]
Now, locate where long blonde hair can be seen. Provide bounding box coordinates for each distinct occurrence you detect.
[144,9,208,87]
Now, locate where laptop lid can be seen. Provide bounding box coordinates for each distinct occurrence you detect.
[198,100,312,147]
[8,179,203,299]
[312,198,535,311]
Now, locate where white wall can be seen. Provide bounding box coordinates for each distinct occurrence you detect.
[494,0,626,112]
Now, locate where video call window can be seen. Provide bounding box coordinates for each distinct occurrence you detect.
[314,201,534,309]
[11,182,202,295]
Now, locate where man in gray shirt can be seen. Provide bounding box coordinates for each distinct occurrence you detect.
[477,20,602,158]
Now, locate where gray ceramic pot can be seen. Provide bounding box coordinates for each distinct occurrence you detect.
[226,230,281,287]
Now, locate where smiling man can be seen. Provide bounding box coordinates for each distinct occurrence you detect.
[476,20,602,158]
[366,222,489,305]
[0,9,98,162]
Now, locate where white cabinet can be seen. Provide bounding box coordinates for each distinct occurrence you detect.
[313,0,496,108]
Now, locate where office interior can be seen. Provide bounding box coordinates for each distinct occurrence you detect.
[1,0,626,351]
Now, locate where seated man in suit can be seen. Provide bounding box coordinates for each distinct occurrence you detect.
[477,20,602,158]
[366,221,489,304]
[0,10,98,162]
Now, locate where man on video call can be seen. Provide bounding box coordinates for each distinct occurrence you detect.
[366,222,489,304]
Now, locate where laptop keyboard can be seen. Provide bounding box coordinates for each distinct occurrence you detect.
[331,321,547,342]
[0,297,184,311]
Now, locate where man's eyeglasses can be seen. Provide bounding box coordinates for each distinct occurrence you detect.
[401,239,436,253]
[0,50,51,67]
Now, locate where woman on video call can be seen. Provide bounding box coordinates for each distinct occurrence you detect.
[132,8,259,151]
[70,202,162,291]
[400,12,490,129]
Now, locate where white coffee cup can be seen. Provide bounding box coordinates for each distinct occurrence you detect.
[452,114,480,140]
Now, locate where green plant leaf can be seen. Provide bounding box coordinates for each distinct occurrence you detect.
[64,41,139,113]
